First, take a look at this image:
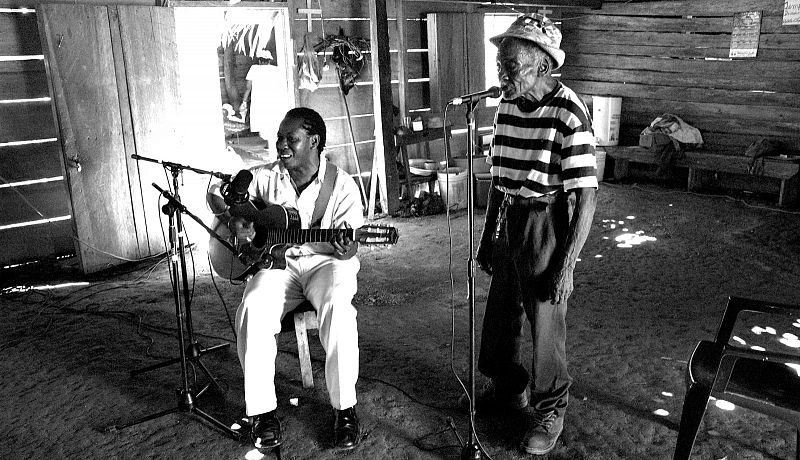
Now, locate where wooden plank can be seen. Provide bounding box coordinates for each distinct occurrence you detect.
[618,104,800,138]
[0,69,48,99]
[565,53,800,77]
[0,219,74,267]
[395,0,408,122]
[560,42,795,62]
[0,12,42,56]
[0,101,56,142]
[616,126,799,157]
[426,12,485,114]
[603,146,800,179]
[0,180,70,226]
[117,5,180,257]
[562,30,800,52]
[561,66,800,94]
[567,80,800,109]
[560,14,797,35]
[369,0,396,215]
[38,3,139,273]
[0,58,43,75]
[0,141,63,181]
[600,0,785,16]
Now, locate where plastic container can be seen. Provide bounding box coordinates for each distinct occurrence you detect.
[595,150,606,181]
[592,96,622,146]
[453,156,491,175]
[436,167,468,210]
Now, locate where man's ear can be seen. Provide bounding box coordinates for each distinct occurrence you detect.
[538,59,550,75]
[309,133,320,150]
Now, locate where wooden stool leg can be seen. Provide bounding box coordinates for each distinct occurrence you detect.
[293,311,314,389]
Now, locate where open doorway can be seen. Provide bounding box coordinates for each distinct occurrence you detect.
[173,6,295,170]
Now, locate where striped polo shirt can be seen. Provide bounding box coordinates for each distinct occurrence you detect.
[490,81,598,197]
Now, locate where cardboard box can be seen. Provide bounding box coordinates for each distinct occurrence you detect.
[639,132,672,148]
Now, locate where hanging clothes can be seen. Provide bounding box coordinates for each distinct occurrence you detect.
[298,33,322,92]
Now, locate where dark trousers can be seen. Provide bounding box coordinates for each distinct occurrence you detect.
[478,192,573,414]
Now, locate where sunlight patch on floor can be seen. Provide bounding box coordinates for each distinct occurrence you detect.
[2,282,90,294]
[600,216,658,250]
[714,399,736,411]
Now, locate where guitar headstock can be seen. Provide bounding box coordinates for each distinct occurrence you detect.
[354,225,399,245]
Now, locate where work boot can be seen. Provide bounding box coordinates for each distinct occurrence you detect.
[521,410,563,455]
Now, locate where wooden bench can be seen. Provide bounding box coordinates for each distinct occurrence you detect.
[601,146,800,206]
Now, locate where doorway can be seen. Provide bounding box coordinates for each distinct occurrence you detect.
[174,5,295,169]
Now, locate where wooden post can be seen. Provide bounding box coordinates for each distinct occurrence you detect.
[396,0,407,122]
[368,0,398,216]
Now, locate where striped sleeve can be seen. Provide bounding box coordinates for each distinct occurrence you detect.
[559,94,598,191]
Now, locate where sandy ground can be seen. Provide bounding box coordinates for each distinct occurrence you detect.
[1,181,799,460]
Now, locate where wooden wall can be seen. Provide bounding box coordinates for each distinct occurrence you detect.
[0,6,74,268]
[12,0,796,268]
[559,0,800,159]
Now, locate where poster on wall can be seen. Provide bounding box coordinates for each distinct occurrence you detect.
[785,0,800,25]
[729,11,762,58]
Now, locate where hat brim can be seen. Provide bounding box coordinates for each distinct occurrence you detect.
[490,33,565,70]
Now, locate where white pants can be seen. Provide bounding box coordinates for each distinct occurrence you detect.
[235,254,360,416]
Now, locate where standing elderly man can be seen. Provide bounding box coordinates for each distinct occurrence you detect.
[476,15,598,455]
[210,107,363,451]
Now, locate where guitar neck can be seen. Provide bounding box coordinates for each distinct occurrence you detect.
[260,228,353,245]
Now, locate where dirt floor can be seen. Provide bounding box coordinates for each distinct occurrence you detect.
[2,180,800,460]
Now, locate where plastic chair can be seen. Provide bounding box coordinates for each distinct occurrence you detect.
[674,296,800,460]
[279,300,318,389]
[394,125,452,200]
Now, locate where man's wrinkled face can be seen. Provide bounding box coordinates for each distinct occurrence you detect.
[496,39,537,100]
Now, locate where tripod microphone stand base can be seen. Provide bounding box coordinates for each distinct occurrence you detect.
[131,342,230,394]
[107,387,244,442]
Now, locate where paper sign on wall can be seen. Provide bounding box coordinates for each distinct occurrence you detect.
[785,0,800,25]
[729,11,762,58]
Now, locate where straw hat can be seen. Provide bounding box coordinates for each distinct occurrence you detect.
[490,14,565,70]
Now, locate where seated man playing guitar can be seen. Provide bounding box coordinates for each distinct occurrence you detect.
[207,107,363,451]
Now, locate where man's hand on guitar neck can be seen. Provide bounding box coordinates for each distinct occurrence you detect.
[331,222,358,260]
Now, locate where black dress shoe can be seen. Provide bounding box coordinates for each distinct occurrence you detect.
[251,411,281,449]
[333,407,360,450]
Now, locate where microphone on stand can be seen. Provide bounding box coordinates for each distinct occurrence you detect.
[450,86,501,106]
[220,169,253,206]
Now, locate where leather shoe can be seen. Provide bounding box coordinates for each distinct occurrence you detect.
[251,411,281,450]
[333,407,360,450]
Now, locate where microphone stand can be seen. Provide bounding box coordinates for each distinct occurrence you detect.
[108,156,242,441]
[461,99,484,460]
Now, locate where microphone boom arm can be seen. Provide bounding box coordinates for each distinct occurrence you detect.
[133,154,230,180]
[152,183,239,257]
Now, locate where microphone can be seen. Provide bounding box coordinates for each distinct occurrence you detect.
[221,169,253,206]
[450,86,501,106]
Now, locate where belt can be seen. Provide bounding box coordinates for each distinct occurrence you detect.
[503,192,558,207]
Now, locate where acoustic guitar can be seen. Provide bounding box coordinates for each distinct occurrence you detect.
[208,201,398,280]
